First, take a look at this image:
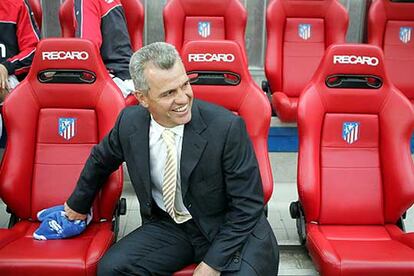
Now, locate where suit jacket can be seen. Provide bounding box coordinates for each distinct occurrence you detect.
[67,99,277,272]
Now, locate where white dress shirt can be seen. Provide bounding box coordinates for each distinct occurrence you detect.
[149,116,191,217]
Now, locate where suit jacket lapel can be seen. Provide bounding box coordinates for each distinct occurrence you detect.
[129,110,152,198]
[181,101,207,197]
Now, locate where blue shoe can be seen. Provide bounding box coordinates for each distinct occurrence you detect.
[37,205,65,221]
[33,210,86,240]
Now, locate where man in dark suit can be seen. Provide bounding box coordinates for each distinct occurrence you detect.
[65,42,279,275]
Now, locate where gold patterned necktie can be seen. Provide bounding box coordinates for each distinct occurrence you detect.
[161,129,191,223]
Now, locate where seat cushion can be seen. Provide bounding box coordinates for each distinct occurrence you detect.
[0,228,23,248]
[0,221,114,275]
[307,224,414,276]
[272,93,298,122]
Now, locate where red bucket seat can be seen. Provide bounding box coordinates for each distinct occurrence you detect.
[0,38,125,275]
[296,43,414,275]
[367,0,414,105]
[265,0,348,122]
[174,40,274,275]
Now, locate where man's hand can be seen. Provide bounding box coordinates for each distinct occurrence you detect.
[193,262,220,276]
[64,202,87,221]
[0,64,9,91]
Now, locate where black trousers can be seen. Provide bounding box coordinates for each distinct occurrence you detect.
[98,207,278,276]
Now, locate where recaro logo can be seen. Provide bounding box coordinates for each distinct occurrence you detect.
[333,55,379,66]
[42,51,89,61]
[188,53,235,63]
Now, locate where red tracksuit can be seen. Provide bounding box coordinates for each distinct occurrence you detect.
[0,0,40,79]
[74,0,133,80]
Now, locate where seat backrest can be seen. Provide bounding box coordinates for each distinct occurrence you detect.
[367,0,414,103]
[0,38,125,222]
[265,0,348,98]
[164,0,248,63]
[59,0,144,51]
[181,40,273,203]
[58,0,73,38]
[120,0,144,51]
[297,44,414,226]
[27,0,42,28]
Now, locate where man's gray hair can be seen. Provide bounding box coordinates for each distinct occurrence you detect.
[129,42,181,94]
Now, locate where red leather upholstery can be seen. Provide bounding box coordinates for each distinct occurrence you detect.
[265,0,348,122]
[59,0,143,106]
[120,0,144,51]
[298,43,414,275]
[174,40,273,275]
[182,40,273,204]
[59,0,144,51]
[58,0,73,37]
[173,264,197,276]
[0,38,125,275]
[367,0,414,104]
[27,0,42,28]
[163,0,248,63]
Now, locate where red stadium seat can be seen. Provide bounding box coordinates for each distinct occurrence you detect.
[0,38,125,275]
[27,0,42,28]
[163,0,248,63]
[59,0,144,51]
[367,0,414,105]
[174,40,273,275]
[59,0,143,106]
[173,264,197,276]
[295,43,414,275]
[58,0,73,37]
[123,0,143,106]
[120,0,144,51]
[264,0,348,122]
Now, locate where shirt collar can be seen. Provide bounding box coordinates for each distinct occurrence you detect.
[150,115,184,139]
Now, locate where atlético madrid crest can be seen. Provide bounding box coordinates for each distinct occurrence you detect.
[59,118,76,140]
[400,27,412,44]
[198,21,211,38]
[342,122,359,144]
[298,24,311,40]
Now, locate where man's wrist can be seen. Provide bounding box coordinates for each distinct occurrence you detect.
[194,261,220,276]
[201,259,222,273]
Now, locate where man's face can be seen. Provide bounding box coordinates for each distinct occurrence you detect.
[136,60,193,128]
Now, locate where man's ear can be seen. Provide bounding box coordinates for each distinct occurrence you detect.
[134,91,148,108]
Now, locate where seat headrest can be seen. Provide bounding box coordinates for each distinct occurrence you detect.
[21,38,122,108]
[27,38,109,82]
[302,44,402,114]
[181,40,251,85]
[270,0,344,17]
[384,0,414,20]
[168,0,243,15]
[312,44,389,89]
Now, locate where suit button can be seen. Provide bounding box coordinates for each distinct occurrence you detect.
[233,256,240,263]
[146,202,151,207]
